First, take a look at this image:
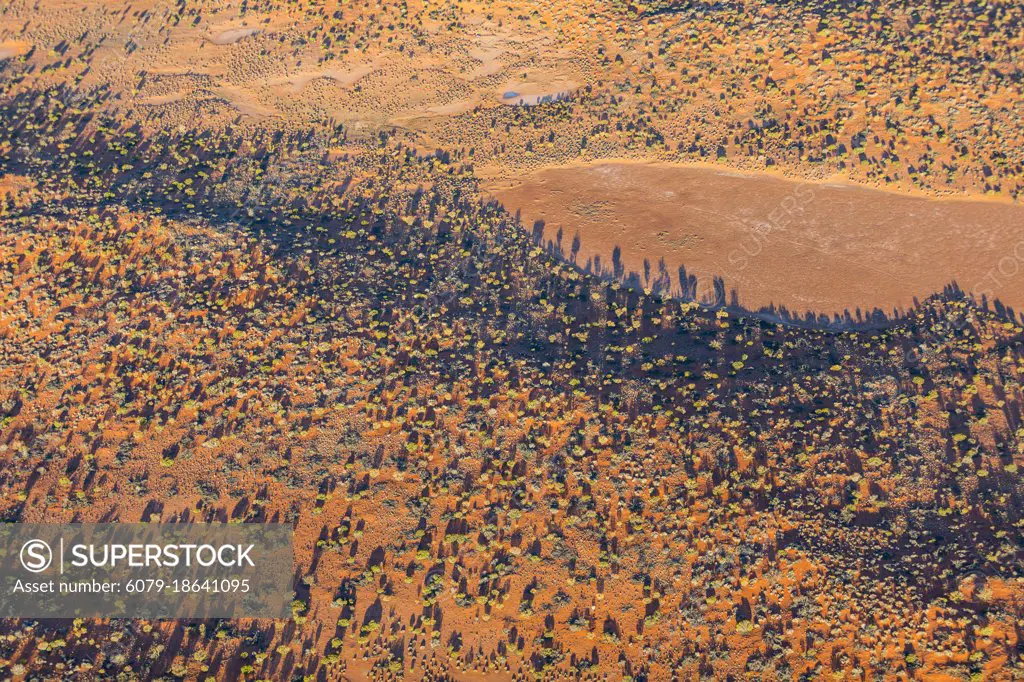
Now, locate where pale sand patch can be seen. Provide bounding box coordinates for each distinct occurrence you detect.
[213,85,279,118]
[485,161,1024,316]
[426,98,480,115]
[267,64,376,92]
[0,40,31,60]
[498,77,577,106]
[210,27,260,45]
[467,34,506,79]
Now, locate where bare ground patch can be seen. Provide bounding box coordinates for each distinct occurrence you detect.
[485,161,1024,319]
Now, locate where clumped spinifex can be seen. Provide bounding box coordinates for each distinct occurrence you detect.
[0,0,1022,679]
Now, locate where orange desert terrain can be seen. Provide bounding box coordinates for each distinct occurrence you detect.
[0,0,1022,680]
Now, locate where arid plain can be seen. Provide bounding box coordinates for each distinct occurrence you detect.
[1,0,1023,680]
[3,0,1023,316]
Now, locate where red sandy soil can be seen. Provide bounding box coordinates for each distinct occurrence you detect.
[485,161,1024,317]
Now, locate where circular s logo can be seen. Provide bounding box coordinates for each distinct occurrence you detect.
[20,539,52,573]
